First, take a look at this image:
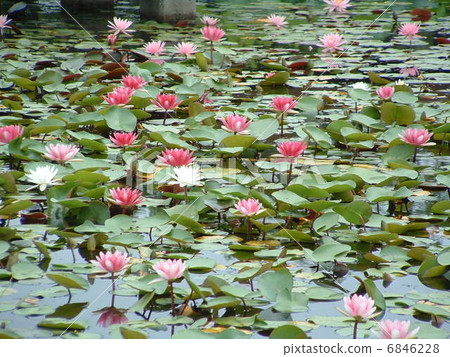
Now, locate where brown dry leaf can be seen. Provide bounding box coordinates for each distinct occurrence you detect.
[246,240,280,247]
[412,190,431,197]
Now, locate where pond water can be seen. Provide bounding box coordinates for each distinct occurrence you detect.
[0,0,449,340]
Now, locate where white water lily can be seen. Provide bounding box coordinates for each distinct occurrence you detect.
[352,82,370,91]
[169,165,202,187]
[26,166,58,191]
[395,79,408,86]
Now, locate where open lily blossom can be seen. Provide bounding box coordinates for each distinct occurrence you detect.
[109,131,138,147]
[234,198,264,216]
[107,17,135,37]
[376,86,395,100]
[399,128,433,146]
[374,320,419,339]
[169,165,202,187]
[399,23,420,40]
[143,40,166,56]
[121,75,147,90]
[271,96,298,112]
[26,166,58,191]
[109,187,145,207]
[267,14,287,29]
[200,26,226,42]
[174,42,198,57]
[104,86,134,106]
[318,33,346,53]
[44,143,79,163]
[153,259,186,281]
[323,0,351,13]
[201,16,219,26]
[352,82,370,90]
[277,141,308,158]
[219,114,252,134]
[157,148,195,167]
[93,250,129,274]
[342,294,376,319]
[400,66,419,77]
[151,94,182,111]
[0,125,24,144]
[0,14,12,36]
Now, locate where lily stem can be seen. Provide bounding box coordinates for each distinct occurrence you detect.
[169,281,176,316]
[353,320,359,339]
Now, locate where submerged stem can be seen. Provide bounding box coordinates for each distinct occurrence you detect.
[169,281,176,316]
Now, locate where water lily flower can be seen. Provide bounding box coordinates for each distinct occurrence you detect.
[374,320,419,339]
[0,125,24,145]
[26,166,58,191]
[0,14,12,36]
[121,75,147,90]
[93,250,129,274]
[234,198,264,216]
[151,94,182,123]
[219,114,252,134]
[107,34,117,45]
[174,42,198,57]
[376,86,395,100]
[318,33,346,53]
[153,259,186,281]
[352,82,370,90]
[200,26,226,42]
[400,66,419,77]
[143,40,166,56]
[323,0,351,13]
[399,128,433,147]
[266,72,276,78]
[271,96,298,113]
[109,187,145,207]
[157,148,195,167]
[201,16,219,26]
[104,86,134,106]
[169,165,202,187]
[399,23,420,41]
[44,143,79,164]
[395,79,407,86]
[107,17,135,37]
[97,307,128,328]
[342,294,377,319]
[109,132,138,147]
[277,141,308,158]
[267,14,288,29]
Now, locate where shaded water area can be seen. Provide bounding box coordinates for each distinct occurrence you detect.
[0,0,450,339]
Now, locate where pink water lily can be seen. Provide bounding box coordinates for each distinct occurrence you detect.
[323,0,351,13]
[151,94,182,111]
[374,320,419,339]
[219,114,252,134]
[318,33,346,53]
[121,75,147,90]
[376,86,395,100]
[44,143,79,163]
[109,132,138,147]
[267,14,287,29]
[174,42,198,57]
[104,86,134,106]
[0,125,24,145]
[200,26,226,42]
[93,250,129,274]
[400,66,419,77]
[343,294,376,319]
[201,16,219,26]
[271,96,298,113]
[399,128,433,147]
[399,23,420,41]
[107,17,135,37]
[109,187,145,207]
[107,34,117,45]
[143,40,166,56]
[277,141,308,158]
[234,198,263,216]
[157,148,195,167]
[0,14,12,36]
[153,259,186,281]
